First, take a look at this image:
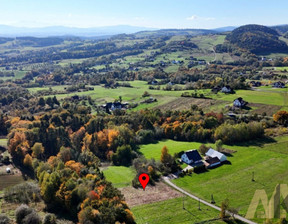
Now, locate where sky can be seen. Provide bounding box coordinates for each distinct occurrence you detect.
[0,0,288,29]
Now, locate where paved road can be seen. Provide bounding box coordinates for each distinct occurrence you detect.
[163,177,257,224]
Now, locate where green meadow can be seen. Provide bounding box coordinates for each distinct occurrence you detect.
[137,136,288,222]
[102,166,135,188]
[132,197,226,224]
[171,136,288,222]
[139,139,211,160]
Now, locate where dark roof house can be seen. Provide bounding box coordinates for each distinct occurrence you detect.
[233,97,248,108]
[272,81,285,88]
[250,81,262,87]
[181,150,204,167]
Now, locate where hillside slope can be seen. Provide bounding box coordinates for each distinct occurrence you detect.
[226,24,288,53]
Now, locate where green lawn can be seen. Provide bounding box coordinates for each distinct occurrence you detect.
[211,89,287,106]
[103,166,135,188]
[139,139,212,160]
[171,136,288,222]
[0,138,7,147]
[132,197,226,224]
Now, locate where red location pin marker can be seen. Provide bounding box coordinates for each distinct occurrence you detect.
[139,173,149,190]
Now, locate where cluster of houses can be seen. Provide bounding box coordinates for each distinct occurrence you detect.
[250,81,286,88]
[101,102,129,113]
[181,148,227,169]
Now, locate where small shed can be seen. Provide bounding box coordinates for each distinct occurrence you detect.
[205,157,221,168]
[6,167,11,173]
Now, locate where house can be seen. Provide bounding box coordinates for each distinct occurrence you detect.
[211,87,221,93]
[151,80,158,85]
[272,81,285,88]
[181,150,204,167]
[250,81,262,87]
[233,97,248,108]
[221,86,232,94]
[205,148,227,162]
[102,102,129,113]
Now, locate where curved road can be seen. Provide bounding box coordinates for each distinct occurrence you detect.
[163,177,257,224]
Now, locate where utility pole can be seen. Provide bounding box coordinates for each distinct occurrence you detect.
[211,194,215,204]
[252,171,255,182]
[198,198,201,210]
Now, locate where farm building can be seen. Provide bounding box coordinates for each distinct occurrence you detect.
[233,97,248,108]
[205,148,227,162]
[205,157,221,168]
[181,150,204,167]
[221,86,233,93]
[272,81,285,88]
[6,167,11,173]
[102,102,129,113]
[250,81,262,87]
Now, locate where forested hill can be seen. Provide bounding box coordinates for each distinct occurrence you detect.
[226,24,288,53]
[271,24,288,35]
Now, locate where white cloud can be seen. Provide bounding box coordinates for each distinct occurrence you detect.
[186,15,215,21]
[186,15,198,21]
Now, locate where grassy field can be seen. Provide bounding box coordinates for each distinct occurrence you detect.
[132,197,226,224]
[170,136,288,222]
[0,138,7,147]
[0,175,25,190]
[139,139,213,160]
[102,166,135,188]
[211,89,288,106]
[27,80,288,113]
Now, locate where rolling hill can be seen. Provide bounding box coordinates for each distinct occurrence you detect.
[226,24,288,53]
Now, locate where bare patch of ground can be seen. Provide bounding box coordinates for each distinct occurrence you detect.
[155,97,219,111]
[120,181,182,207]
[249,103,281,116]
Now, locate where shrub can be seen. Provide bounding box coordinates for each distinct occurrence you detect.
[215,139,223,151]
[23,212,41,224]
[0,214,10,224]
[198,144,209,155]
[43,213,57,224]
[15,204,33,224]
[4,182,41,203]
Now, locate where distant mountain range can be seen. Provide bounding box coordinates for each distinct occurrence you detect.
[0,25,240,38]
[0,25,158,37]
[0,24,286,38]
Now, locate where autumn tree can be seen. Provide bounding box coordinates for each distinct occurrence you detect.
[57,146,71,163]
[160,146,171,165]
[71,127,86,150]
[23,154,33,169]
[273,110,288,125]
[31,142,44,159]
